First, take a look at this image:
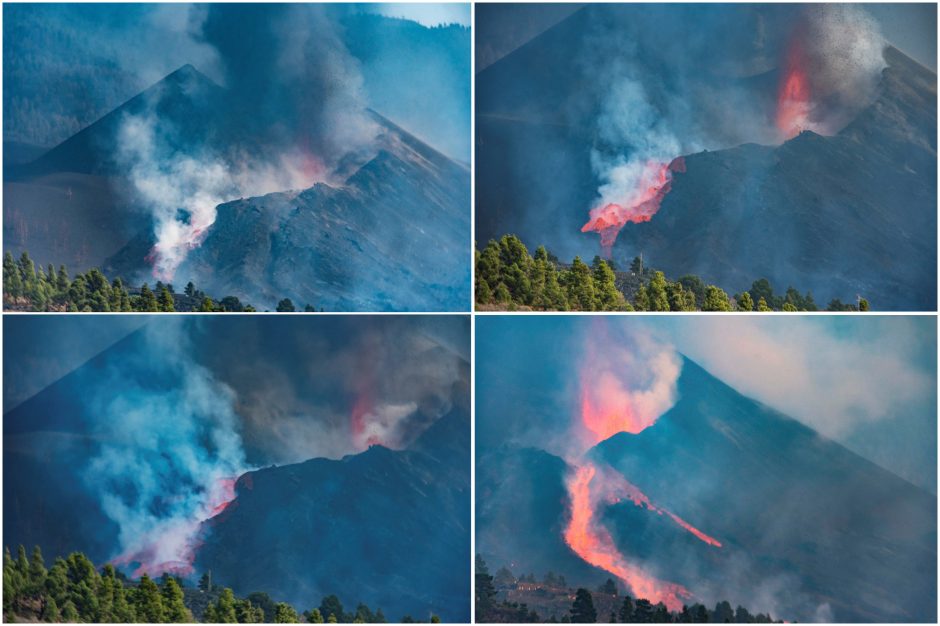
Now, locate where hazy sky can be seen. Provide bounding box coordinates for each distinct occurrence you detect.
[477,3,937,71]
[477,315,937,493]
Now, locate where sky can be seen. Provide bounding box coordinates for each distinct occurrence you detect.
[359,2,470,27]
[476,315,937,493]
[476,3,937,71]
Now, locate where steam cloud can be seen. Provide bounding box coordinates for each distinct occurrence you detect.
[117,4,379,280]
[81,319,249,576]
[577,318,681,448]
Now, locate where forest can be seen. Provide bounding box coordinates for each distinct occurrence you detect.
[475,235,870,312]
[475,557,781,624]
[2,251,312,312]
[4,545,439,624]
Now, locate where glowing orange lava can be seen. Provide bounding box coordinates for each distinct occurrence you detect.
[581,157,686,256]
[563,463,692,611]
[776,39,811,139]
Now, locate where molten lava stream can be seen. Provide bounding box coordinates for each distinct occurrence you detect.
[581,157,686,256]
[563,463,691,611]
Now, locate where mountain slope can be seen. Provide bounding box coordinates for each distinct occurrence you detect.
[195,408,471,622]
[476,3,937,310]
[476,357,937,622]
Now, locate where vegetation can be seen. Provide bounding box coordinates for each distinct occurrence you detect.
[475,236,870,311]
[2,251,325,312]
[475,557,782,624]
[4,545,434,623]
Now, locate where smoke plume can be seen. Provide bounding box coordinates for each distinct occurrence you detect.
[81,319,250,577]
[117,4,379,280]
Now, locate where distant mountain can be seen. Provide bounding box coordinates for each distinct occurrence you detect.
[476,3,937,310]
[476,356,937,622]
[196,408,471,622]
[5,64,470,311]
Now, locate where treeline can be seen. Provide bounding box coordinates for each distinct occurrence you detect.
[476,556,780,624]
[2,251,316,312]
[3,545,432,624]
[475,235,869,312]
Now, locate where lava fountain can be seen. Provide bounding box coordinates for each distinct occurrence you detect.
[581,157,686,256]
[776,36,811,140]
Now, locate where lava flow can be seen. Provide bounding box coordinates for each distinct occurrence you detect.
[564,463,692,611]
[581,156,686,256]
[110,475,241,579]
[562,325,721,607]
[776,37,811,139]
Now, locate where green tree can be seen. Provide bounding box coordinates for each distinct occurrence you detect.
[306,608,325,624]
[214,587,238,623]
[320,595,345,623]
[647,271,670,311]
[27,546,47,596]
[564,257,596,311]
[275,602,299,623]
[592,260,625,310]
[276,298,296,312]
[138,284,159,311]
[199,296,216,312]
[185,282,196,297]
[570,588,597,623]
[134,574,166,623]
[198,571,212,593]
[702,285,733,311]
[61,599,80,622]
[475,555,497,617]
[756,296,772,312]
[42,595,60,622]
[476,279,493,305]
[736,291,754,312]
[749,279,774,307]
[633,284,651,311]
[161,577,189,622]
[629,255,644,275]
[859,298,870,311]
[158,287,175,312]
[666,280,696,311]
[781,302,798,312]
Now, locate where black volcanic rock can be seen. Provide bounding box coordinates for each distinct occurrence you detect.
[477,357,936,622]
[195,409,470,622]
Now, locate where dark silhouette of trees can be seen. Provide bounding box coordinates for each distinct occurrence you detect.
[569,588,597,623]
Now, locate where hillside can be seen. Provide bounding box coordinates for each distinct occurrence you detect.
[476,357,937,622]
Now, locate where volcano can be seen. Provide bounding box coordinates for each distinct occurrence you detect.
[475,5,937,310]
[476,356,937,623]
[3,319,470,621]
[5,62,470,311]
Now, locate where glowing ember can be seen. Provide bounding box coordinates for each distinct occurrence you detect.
[563,463,692,611]
[581,157,685,256]
[776,38,811,139]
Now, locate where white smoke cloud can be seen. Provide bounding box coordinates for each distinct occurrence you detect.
[576,319,682,449]
[81,319,251,576]
[118,113,330,280]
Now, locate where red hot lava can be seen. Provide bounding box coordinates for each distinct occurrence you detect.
[776,37,811,140]
[581,157,686,256]
[563,463,692,611]
[110,475,241,579]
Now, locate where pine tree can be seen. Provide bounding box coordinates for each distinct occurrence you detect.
[61,599,80,622]
[134,574,166,622]
[42,595,59,622]
[569,588,596,623]
[592,260,625,310]
[276,298,296,312]
[214,587,238,623]
[161,577,189,622]
[138,284,159,311]
[158,287,175,312]
[307,608,325,623]
[702,285,733,311]
[28,546,46,596]
[756,296,773,312]
[737,291,754,311]
[199,296,216,312]
[564,257,596,311]
[275,602,299,623]
[633,284,651,311]
[475,555,497,617]
[647,271,670,311]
